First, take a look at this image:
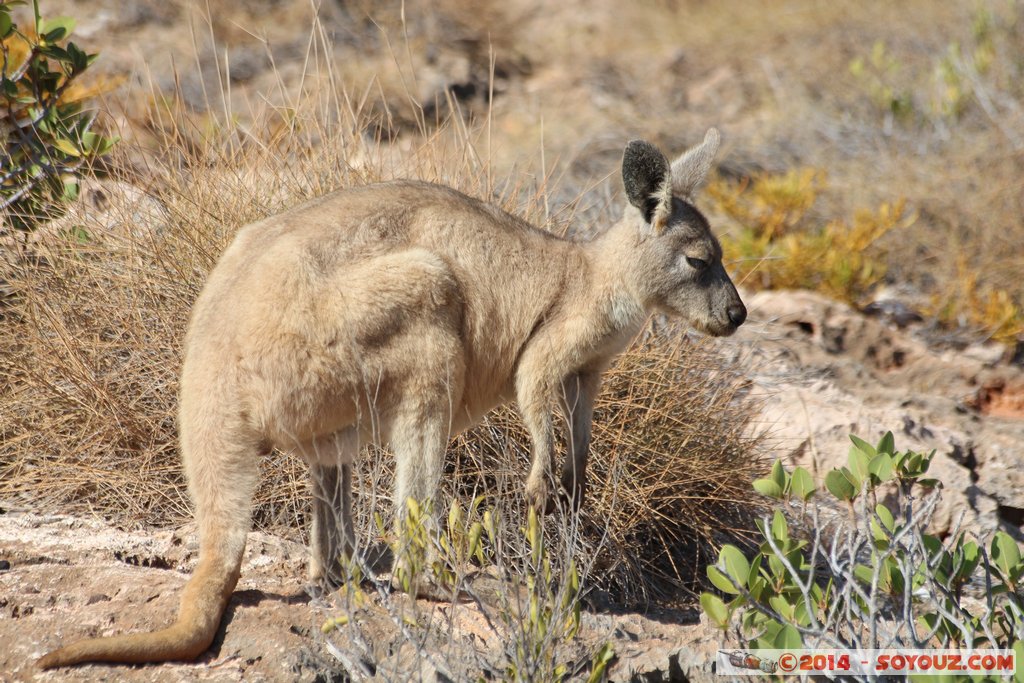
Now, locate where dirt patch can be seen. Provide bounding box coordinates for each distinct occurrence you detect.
[0,512,721,681]
[970,379,1024,419]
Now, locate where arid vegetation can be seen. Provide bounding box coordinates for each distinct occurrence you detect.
[0,0,765,607]
[2,0,1023,678]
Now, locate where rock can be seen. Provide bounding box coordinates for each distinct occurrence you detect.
[975,439,1024,517]
[863,298,924,328]
[962,342,1006,367]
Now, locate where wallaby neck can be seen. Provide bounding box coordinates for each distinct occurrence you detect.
[582,215,650,337]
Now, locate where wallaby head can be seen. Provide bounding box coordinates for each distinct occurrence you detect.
[619,128,746,336]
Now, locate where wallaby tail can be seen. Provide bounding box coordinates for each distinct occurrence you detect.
[38,378,260,670]
[37,545,243,669]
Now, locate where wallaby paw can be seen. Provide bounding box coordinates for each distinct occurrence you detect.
[389,571,454,601]
[524,478,555,514]
[308,557,350,591]
[558,474,586,512]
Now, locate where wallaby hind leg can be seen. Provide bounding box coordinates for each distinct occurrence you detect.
[389,411,450,597]
[309,462,356,587]
[298,429,359,586]
[387,347,463,597]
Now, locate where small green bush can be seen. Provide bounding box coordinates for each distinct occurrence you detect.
[703,432,1024,659]
[1,0,116,233]
[320,495,613,682]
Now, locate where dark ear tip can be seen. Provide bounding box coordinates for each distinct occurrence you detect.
[623,139,656,156]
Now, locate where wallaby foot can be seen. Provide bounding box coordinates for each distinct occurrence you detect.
[389,544,460,601]
[524,475,556,514]
[558,469,587,511]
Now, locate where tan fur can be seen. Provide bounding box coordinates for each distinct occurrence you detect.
[37,130,745,669]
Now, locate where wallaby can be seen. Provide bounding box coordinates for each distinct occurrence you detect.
[38,129,745,669]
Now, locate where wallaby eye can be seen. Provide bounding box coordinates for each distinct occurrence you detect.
[686,256,708,271]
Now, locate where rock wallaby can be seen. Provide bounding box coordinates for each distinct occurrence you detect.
[38,129,745,669]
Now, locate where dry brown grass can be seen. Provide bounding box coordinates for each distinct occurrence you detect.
[0,17,765,609]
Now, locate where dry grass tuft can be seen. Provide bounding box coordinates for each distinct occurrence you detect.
[583,334,765,603]
[0,16,765,609]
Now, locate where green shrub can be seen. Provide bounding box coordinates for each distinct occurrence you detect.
[320,495,613,682]
[703,432,1024,659]
[1,0,116,233]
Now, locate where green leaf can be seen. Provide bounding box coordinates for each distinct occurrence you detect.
[587,643,615,683]
[97,135,119,156]
[956,540,981,582]
[993,532,1022,578]
[747,575,766,601]
[700,592,730,629]
[66,41,88,73]
[876,431,895,455]
[774,623,802,649]
[752,477,783,499]
[51,137,80,157]
[870,506,894,544]
[771,459,788,489]
[320,614,349,633]
[789,466,816,501]
[853,563,874,585]
[848,446,871,485]
[62,180,80,203]
[707,565,740,595]
[884,556,905,594]
[0,12,13,38]
[875,504,895,532]
[921,535,943,562]
[39,15,75,40]
[868,453,894,483]
[920,450,935,473]
[849,434,877,457]
[758,620,782,645]
[720,545,750,586]
[1012,640,1024,683]
[793,600,811,627]
[447,499,463,537]
[766,550,785,580]
[769,595,794,620]
[747,554,763,589]
[771,509,788,542]
[825,468,857,501]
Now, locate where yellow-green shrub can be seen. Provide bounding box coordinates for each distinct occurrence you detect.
[928,258,1024,344]
[709,170,910,305]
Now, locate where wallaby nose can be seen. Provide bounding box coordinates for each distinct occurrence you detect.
[728,303,747,327]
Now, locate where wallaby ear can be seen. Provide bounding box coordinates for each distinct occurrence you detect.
[622,140,672,227]
[670,127,721,199]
